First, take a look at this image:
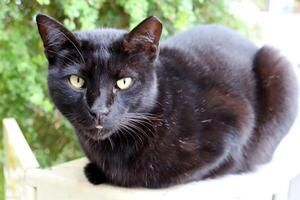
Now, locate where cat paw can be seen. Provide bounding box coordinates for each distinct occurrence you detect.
[84,162,107,185]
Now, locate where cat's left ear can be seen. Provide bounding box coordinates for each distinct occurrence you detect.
[123,16,162,60]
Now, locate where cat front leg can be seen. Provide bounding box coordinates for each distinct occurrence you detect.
[84,162,108,185]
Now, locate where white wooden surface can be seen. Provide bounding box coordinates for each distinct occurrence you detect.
[3,118,39,200]
[289,174,300,200]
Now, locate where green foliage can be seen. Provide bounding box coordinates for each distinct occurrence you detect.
[0,151,3,200]
[0,0,255,198]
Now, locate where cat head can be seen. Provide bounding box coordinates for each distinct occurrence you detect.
[36,14,162,141]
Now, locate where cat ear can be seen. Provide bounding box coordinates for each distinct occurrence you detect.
[36,13,80,58]
[123,16,162,60]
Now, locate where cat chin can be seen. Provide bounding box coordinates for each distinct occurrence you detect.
[98,131,115,141]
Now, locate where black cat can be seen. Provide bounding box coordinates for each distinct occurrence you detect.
[36,14,298,188]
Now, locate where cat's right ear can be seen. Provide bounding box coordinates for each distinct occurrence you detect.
[123,16,162,61]
[36,13,80,59]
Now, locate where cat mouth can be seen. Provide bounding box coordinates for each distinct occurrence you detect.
[84,126,114,141]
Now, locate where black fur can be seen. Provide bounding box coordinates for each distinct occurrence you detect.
[84,163,107,184]
[36,14,298,188]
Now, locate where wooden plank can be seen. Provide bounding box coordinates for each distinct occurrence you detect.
[3,118,39,200]
[288,174,300,200]
[24,157,281,200]
[3,118,39,169]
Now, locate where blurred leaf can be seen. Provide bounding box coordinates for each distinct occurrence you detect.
[37,0,50,5]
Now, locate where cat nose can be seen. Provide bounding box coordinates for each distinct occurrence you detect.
[90,107,109,119]
[99,108,109,117]
[90,96,110,120]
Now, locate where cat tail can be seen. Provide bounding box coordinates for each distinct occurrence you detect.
[247,46,298,165]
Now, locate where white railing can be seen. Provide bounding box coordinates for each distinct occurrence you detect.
[3,115,300,200]
[3,118,39,200]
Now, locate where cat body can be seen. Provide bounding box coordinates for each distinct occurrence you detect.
[36,14,298,188]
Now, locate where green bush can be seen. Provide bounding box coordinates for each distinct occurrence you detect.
[0,0,254,198]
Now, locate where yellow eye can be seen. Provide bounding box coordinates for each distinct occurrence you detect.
[69,75,85,89]
[116,77,132,90]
